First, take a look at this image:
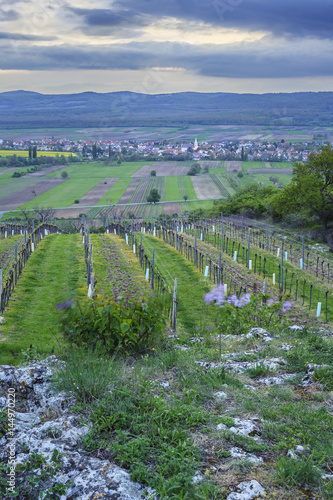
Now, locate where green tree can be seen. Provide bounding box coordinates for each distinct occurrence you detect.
[150,170,156,176]
[272,145,333,233]
[92,144,97,159]
[32,146,37,159]
[146,189,161,204]
[28,146,32,160]
[61,171,68,179]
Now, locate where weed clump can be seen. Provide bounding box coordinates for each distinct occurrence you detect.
[60,296,168,355]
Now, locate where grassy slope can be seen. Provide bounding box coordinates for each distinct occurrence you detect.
[138,234,218,333]
[184,175,197,199]
[164,176,179,201]
[0,234,87,365]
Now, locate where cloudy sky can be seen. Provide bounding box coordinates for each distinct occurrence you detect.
[1,0,333,94]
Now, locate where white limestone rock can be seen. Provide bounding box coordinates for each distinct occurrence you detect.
[246,328,272,341]
[227,480,265,499]
[229,447,263,464]
[214,391,228,399]
[258,373,296,386]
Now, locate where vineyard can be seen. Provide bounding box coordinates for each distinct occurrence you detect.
[1,217,333,499]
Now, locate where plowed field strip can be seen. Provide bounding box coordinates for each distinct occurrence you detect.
[191,176,221,200]
[133,164,189,177]
[91,234,151,300]
[0,178,65,211]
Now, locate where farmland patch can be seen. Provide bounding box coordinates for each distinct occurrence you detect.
[0,177,64,211]
[132,163,190,177]
[162,201,181,215]
[27,165,70,177]
[247,168,293,174]
[191,176,221,200]
[225,161,242,173]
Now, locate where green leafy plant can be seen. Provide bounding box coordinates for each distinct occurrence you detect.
[60,295,168,355]
[247,362,271,379]
[204,288,291,335]
[0,449,73,499]
[0,410,8,437]
[19,345,42,366]
[80,381,209,498]
[313,366,333,390]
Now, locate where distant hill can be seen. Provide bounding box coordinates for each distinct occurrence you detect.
[1,90,333,129]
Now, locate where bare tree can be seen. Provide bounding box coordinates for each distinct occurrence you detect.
[33,206,56,220]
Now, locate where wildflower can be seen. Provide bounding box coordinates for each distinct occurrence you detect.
[281,300,292,313]
[227,292,251,308]
[267,298,275,306]
[204,285,225,306]
[56,298,73,310]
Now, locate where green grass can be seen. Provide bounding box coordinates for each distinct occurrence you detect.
[0,176,42,197]
[185,224,333,322]
[0,234,87,365]
[96,177,133,205]
[242,161,268,169]
[164,176,179,201]
[183,176,197,199]
[137,234,219,333]
[18,178,101,209]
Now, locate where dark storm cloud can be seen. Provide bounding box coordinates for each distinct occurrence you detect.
[1,40,333,79]
[108,0,333,39]
[0,32,56,41]
[0,9,20,22]
[69,7,149,28]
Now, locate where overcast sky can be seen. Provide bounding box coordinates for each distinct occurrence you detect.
[1,0,333,94]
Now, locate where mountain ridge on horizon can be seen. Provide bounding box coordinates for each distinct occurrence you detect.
[1,90,333,129]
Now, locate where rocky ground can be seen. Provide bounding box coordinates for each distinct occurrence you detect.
[1,323,333,499]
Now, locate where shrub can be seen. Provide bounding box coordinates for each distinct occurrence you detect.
[74,199,79,204]
[60,296,168,355]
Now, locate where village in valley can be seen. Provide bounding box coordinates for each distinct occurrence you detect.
[0,135,330,163]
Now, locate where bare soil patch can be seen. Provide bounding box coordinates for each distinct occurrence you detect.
[0,178,64,211]
[191,176,221,200]
[162,202,181,215]
[78,178,119,205]
[25,165,69,177]
[132,163,189,177]
[247,168,293,174]
[55,207,88,218]
[197,161,221,169]
[0,167,21,176]
[225,161,242,173]
[118,178,142,204]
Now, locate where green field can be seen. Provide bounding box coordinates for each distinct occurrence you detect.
[164,176,179,201]
[0,159,293,218]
